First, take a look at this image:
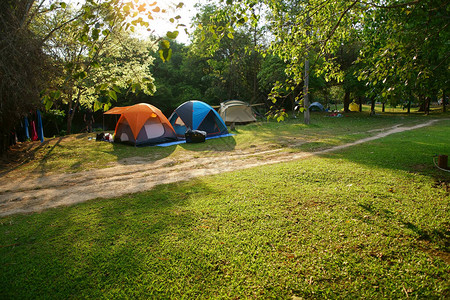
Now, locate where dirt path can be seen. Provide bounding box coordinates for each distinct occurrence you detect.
[0,120,441,217]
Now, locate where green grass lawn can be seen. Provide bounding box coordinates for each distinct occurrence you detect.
[1,117,449,298]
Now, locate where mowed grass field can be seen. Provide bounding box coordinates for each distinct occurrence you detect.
[0,113,449,298]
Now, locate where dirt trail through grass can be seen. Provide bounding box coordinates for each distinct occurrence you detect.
[0,119,441,217]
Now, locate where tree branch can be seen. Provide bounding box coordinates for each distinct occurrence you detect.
[40,12,84,44]
[324,0,358,45]
[359,0,422,9]
[433,53,450,72]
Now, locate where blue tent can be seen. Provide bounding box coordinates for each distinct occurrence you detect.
[309,102,325,112]
[169,100,228,137]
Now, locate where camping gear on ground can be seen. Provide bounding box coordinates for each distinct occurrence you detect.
[185,129,207,143]
[96,132,113,142]
[104,133,113,142]
[349,102,360,112]
[24,117,30,140]
[219,100,257,124]
[169,100,228,137]
[104,103,177,146]
[30,119,38,141]
[309,102,325,112]
[96,132,104,141]
[437,155,448,170]
[36,110,44,142]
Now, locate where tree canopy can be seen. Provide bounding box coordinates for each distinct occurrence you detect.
[207,0,448,119]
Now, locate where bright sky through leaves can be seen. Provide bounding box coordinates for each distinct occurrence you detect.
[135,0,204,44]
[67,0,205,44]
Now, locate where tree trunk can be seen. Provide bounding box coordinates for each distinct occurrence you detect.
[303,12,311,125]
[407,91,412,113]
[443,90,446,113]
[252,24,258,104]
[304,57,310,124]
[343,91,350,112]
[67,105,76,134]
[382,102,385,112]
[67,93,73,134]
[418,95,430,114]
[252,58,257,104]
[370,96,376,115]
[66,91,80,134]
[358,96,362,112]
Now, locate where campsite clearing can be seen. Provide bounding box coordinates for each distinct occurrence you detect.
[0,115,449,299]
[0,115,448,217]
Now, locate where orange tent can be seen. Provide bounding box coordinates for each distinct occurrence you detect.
[104,106,130,115]
[104,103,177,145]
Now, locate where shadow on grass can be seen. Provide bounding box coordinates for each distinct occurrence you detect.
[111,141,176,166]
[356,201,450,263]
[1,133,178,173]
[320,119,450,181]
[0,180,208,298]
[323,119,450,256]
[0,138,58,177]
[179,135,237,152]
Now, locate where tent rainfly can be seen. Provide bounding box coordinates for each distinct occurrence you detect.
[104,103,177,146]
[349,102,360,112]
[219,100,257,124]
[169,100,228,137]
[309,102,325,112]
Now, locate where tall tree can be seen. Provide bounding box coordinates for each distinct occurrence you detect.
[43,13,157,133]
[358,0,449,113]
[210,0,448,120]
[40,1,164,133]
[190,3,268,104]
[0,0,55,152]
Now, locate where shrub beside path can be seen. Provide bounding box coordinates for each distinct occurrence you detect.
[0,119,442,217]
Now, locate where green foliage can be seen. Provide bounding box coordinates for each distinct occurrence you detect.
[190,3,270,104]
[39,2,158,133]
[18,0,181,135]
[358,0,449,107]
[208,0,448,119]
[147,41,207,112]
[166,31,179,39]
[159,40,173,62]
[266,107,288,122]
